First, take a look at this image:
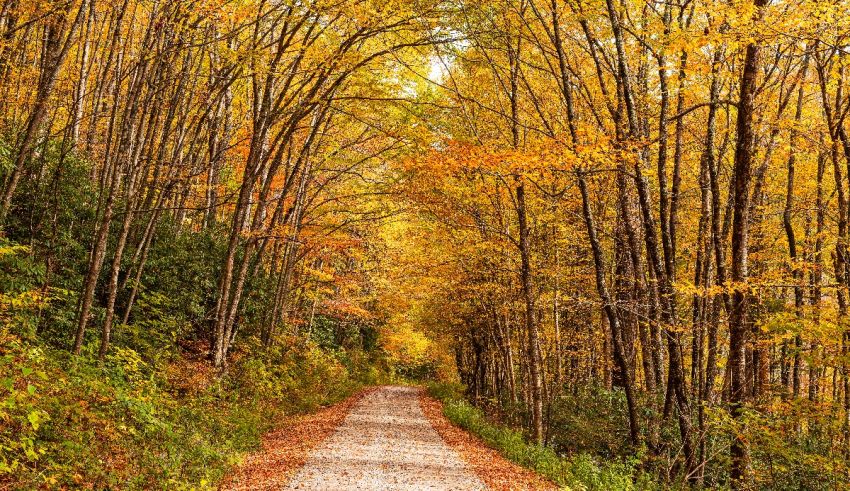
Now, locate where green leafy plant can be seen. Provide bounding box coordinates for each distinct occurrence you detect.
[429,385,652,491]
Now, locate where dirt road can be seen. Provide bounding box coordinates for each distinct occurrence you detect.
[285,386,485,490]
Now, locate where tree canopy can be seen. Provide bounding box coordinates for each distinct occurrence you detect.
[3,0,850,488]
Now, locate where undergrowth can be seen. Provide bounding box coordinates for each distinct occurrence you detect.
[0,330,378,489]
[0,208,387,489]
[427,382,654,491]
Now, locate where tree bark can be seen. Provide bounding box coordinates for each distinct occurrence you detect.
[578,173,641,446]
[1,0,89,220]
[729,1,768,483]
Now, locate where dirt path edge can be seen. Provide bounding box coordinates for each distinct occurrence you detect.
[418,392,557,491]
[220,387,375,490]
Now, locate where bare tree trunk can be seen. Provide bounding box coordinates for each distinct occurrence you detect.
[578,173,641,446]
[1,0,89,220]
[729,1,768,483]
[516,181,544,444]
[70,0,94,144]
[784,56,809,399]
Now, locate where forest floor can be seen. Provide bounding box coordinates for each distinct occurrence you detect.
[222,386,554,490]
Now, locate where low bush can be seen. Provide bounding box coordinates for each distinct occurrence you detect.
[428,384,653,491]
[546,386,635,459]
[0,329,370,489]
[426,381,465,401]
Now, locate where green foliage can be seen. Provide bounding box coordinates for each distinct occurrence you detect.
[1,147,96,349]
[3,143,96,278]
[141,223,225,332]
[428,385,651,491]
[0,239,46,338]
[547,386,634,459]
[0,229,376,489]
[0,328,368,489]
[0,240,43,294]
[425,380,464,401]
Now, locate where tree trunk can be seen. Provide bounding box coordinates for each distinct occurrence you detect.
[516,182,544,444]
[578,173,641,446]
[729,1,768,483]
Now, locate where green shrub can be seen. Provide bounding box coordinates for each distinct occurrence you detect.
[426,380,465,401]
[0,328,367,489]
[435,395,651,491]
[546,386,635,459]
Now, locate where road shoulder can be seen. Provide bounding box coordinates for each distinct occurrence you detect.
[418,392,557,490]
[220,387,373,490]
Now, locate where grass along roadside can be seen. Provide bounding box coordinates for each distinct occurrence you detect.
[427,383,652,491]
[419,391,556,490]
[0,329,378,490]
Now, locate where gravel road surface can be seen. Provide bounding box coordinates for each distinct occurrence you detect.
[285,386,486,490]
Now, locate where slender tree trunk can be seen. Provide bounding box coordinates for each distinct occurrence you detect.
[578,173,641,446]
[516,182,544,444]
[784,56,809,399]
[729,2,767,483]
[1,0,89,220]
